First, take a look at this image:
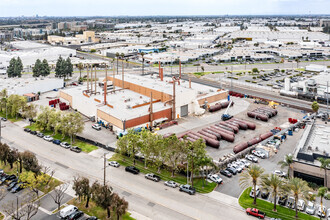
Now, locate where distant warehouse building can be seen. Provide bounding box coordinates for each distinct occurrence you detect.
[291,119,330,187]
[59,74,228,131]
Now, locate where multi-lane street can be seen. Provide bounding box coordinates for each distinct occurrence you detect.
[1,120,253,220]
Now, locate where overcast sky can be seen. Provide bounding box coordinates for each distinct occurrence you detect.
[0,0,329,17]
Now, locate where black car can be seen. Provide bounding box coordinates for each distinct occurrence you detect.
[24,128,31,132]
[70,146,82,153]
[67,210,84,220]
[0,174,16,184]
[261,190,270,199]
[226,167,237,175]
[53,139,61,145]
[30,130,37,135]
[125,166,140,174]
[86,217,97,220]
[11,183,23,193]
[220,169,232,178]
[278,195,288,206]
[1,117,7,121]
[7,181,17,190]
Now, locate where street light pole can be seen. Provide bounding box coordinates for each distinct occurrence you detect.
[103,153,106,186]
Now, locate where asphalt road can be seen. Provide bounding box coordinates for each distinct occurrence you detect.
[1,120,253,220]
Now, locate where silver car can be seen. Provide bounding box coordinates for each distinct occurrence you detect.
[108,161,120,167]
[306,201,315,215]
[164,181,178,188]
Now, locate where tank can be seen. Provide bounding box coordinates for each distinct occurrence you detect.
[187,133,202,142]
[247,137,262,146]
[254,109,273,117]
[186,137,197,142]
[259,107,277,116]
[191,132,220,148]
[225,121,240,129]
[233,142,249,154]
[260,132,273,140]
[177,131,191,139]
[219,122,239,133]
[215,124,234,133]
[203,129,221,140]
[211,125,235,136]
[198,131,217,140]
[247,112,269,122]
[220,101,234,108]
[209,127,235,142]
[228,120,248,130]
[232,119,256,130]
[209,104,222,112]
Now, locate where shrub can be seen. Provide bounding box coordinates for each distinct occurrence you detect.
[90,49,96,53]
[252,77,256,79]
[245,80,251,82]
[281,69,285,73]
[252,81,257,83]
[252,68,259,73]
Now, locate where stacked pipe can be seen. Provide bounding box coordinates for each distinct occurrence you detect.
[247,107,277,122]
[230,118,256,130]
[233,131,274,154]
[177,131,220,148]
[209,101,234,113]
[208,126,235,142]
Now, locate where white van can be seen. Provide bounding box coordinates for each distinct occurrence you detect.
[59,205,78,219]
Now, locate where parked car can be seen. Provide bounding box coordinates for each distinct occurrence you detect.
[245,154,258,163]
[226,167,237,175]
[261,189,270,199]
[108,161,120,167]
[30,130,37,135]
[24,128,31,133]
[145,173,161,182]
[252,150,266,159]
[297,199,305,211]
[245,208,266,219]
[238,159,250,168]
[326,208,330,220]
[43,135,53,142]
[318,206,326,218]
[220,169,232,178]
[305,201,316,215]
[92,124,101,131]
[70,146,82,153]
[278,195,288,206]
[273,170,286,178]
[287,196,295,209]
[1,174,16,185]
[11,183,23,193]
[86,217,97,220]
[179,184,196,195]
[164,181,178,188]
[249,186,260,198]
[36,132,44,138]
[207,174,223,184]
[1,117,7,121]
[228,163,242,173]
[7,181,17,191]
[53,139,61,145]
[60,142,71,149]
[59,205,78,219]
[125,166,140,174]
[67,210,84,220]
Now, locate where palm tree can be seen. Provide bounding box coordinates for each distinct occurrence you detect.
[287,177,310,218]
[112,193,129,220]
[141,52,145,75]
[115,52,120,75]
[77,63,83,80]
[318,187,328,217]
[278,154,293,178]
[317,157,330,187]
[239,164,265,205]
[295,58,300,69]
[261,174,286,211]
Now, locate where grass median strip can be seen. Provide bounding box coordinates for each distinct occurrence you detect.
[109,154,217,194]
[239,187,318,220]
[25,124,98,153]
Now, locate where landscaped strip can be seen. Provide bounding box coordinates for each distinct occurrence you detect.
[68,198,135,220]
[239,187,318,220]
[109,153,217,194]
[0,111,22,122]
[25,124,98,153]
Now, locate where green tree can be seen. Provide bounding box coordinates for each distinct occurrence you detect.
[22,103,37,124]
[7,94,27,119]
[41,59,50,77]
[32,59,42,77]
[6,149,18,169]
[252,68,259,73]
[35,106,52,131]
[116,129,140,165]
[19,171,48,196]
[261,173,286,211]
[7,58,16,78]
[278,154,294,178]
[311,101,319,113]
[111,193,129,220]
[0,143,10,165]
[165,135,185,177]
[55,56,65,78]
[239,164,265,205]
[317,157,330,187]
[92,182,113,218]
[0,89,8,114]
[65,57,73,78]
[21,151,41,174]
[77,63,84,80]
[287,177,310,218]
[15,57,23,77]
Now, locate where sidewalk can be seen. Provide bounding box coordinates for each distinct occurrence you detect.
[205,191,241,209]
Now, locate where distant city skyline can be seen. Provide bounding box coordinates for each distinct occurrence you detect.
[0,0,329,17]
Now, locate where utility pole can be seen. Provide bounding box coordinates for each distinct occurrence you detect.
[327,81,329,114]
[0,118,2,143]
[103,153,106,186]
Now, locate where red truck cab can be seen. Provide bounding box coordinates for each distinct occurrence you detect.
[246,208,266,219]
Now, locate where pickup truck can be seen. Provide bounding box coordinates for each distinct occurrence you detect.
[246,208,266,219]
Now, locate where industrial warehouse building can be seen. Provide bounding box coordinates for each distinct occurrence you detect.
[291,119,330,187]
[59,73,228,131]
